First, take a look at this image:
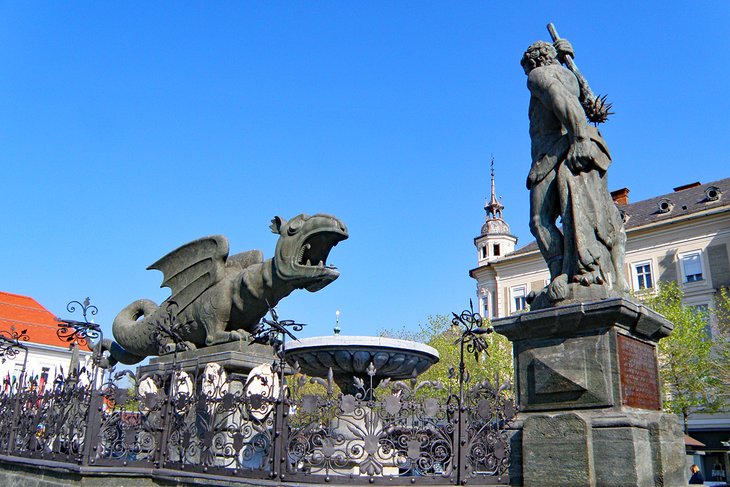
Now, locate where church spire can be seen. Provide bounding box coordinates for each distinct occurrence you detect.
[474,156,517,287]
[479,156,512,239]
[484,157,505,220]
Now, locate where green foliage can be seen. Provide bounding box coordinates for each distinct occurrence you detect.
[713,286,730,391]
[380,314,514,398]
[642,281,728,431]
[287,372,342,428]
[715,286,730,335]
[289,372,341,397]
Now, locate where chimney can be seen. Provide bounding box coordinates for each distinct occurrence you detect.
[611,187,630,205]
[673,181,701,192]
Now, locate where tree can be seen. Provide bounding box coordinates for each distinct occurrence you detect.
[715,286,730,333]
[712,286,730,392]
[643,281,728,432]
[380,312,514,398]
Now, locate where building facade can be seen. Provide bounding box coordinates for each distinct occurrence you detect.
[470,175,730,479]
[0,291,93,390]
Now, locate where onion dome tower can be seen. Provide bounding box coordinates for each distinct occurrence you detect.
[475,159,517,264]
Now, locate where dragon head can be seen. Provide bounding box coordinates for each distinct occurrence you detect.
[270,213,348,292]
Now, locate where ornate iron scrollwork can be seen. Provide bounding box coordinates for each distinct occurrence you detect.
[0,302,515,484]
[150,301,193,355]
[0,326,29,363]
[56,297,102,348]
[451,299,492,362]
[250,305,305,352]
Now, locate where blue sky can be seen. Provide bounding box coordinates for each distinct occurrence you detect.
[2,2,729,342]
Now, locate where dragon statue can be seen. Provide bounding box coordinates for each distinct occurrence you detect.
[99,213,348,366]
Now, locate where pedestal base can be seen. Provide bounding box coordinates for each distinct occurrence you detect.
[139,339,277,378]
[494,298,688,487]
[508,410,687,487]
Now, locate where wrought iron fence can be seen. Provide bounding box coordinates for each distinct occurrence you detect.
[0,301,515,485]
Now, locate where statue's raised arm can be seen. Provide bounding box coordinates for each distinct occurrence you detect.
[546,23,613,125]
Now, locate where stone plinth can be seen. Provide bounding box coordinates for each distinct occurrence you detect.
[139,339,278,377]
[493,298,687,487]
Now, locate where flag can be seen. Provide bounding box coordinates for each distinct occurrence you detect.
[54,373,64,392]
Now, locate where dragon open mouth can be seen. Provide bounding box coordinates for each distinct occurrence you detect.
[296,231,345,270]
[274,213,348,291]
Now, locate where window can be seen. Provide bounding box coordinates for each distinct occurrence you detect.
[511,286,527,314]
[481,296,489,319]
[634,261,653,290]
[481,246,487,259]
[681,252,704,282]
[493,244,501,256]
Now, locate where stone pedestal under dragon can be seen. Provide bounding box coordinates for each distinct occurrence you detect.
[99,213,348,366]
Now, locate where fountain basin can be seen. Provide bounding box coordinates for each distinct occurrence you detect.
[285,335,439,395]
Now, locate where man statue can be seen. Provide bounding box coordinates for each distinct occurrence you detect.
[522,39,627,306]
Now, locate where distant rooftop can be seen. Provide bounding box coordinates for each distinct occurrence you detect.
[506,176,730,259]
[0,291,88,350]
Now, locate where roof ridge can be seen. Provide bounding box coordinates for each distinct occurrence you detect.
[0,290,40,300]
[624,176,730,208]
[0,291,55,315]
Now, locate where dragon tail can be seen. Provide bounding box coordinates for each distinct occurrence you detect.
[95,338,145,366]
[105,299,161,365]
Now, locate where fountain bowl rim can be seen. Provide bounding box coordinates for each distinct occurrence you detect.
[285,335,440,360]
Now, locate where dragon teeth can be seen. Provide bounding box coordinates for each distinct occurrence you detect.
[299,243,313,265]
[306,259,312,266]
[318,260,324,267]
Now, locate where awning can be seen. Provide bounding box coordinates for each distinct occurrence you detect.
[685,435,706,448]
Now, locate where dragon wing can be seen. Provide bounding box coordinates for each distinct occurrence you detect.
[147,235,229,312]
